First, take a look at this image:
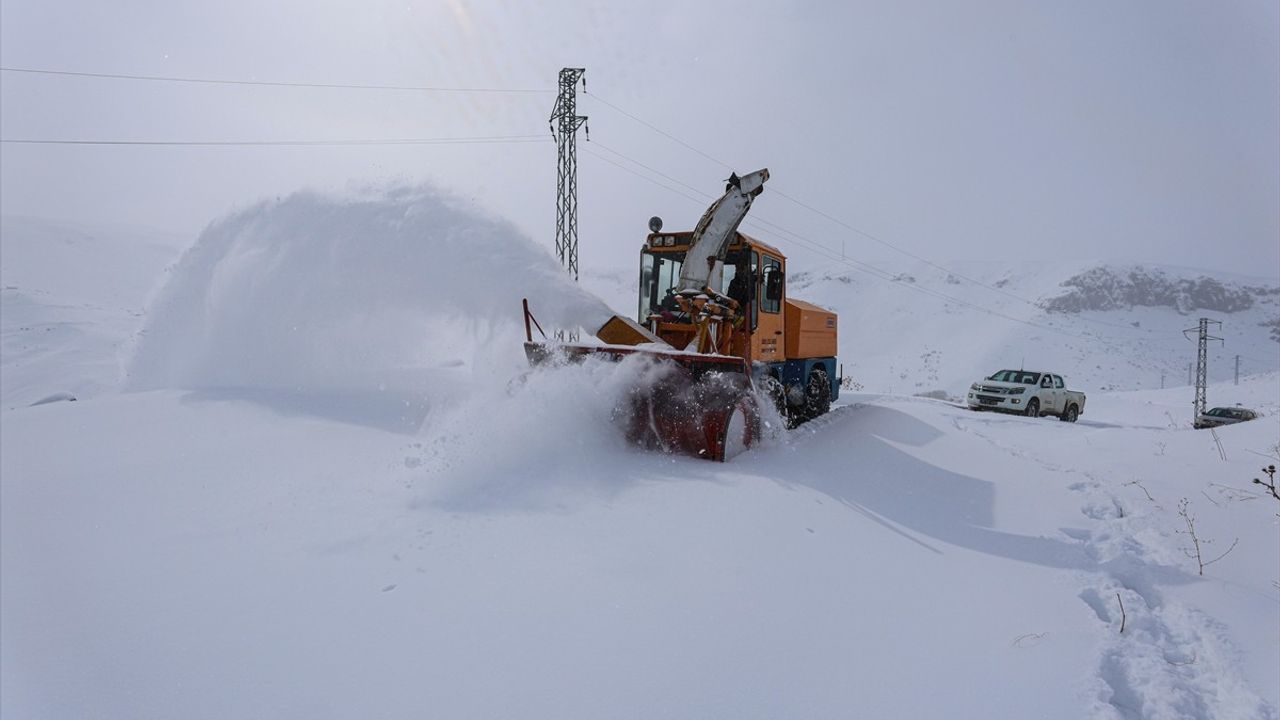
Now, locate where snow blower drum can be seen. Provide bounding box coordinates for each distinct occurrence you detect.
[616,355,761,462]
[521,301,760,461]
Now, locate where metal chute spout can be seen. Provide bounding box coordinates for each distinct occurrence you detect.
[677,168,769,294]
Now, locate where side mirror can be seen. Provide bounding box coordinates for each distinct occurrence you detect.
[765,269,784,301]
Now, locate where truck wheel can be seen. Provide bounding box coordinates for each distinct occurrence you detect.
[804,368,831,420]
[1060,404,1078,423]
[1024,398,1040,418]
[759,374,787,418]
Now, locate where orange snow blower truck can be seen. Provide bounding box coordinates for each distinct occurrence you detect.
[523,168,839,461]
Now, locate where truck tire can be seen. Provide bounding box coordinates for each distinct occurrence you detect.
[1060,404,1079,423]
[759,374,787,419]
[1024,398,1040,418]
[803,368,832,420]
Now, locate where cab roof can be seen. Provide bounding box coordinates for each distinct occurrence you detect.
[642,230,785,260]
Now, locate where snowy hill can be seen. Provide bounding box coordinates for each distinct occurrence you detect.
[582,259,1279,397]
[2,194,1278,719]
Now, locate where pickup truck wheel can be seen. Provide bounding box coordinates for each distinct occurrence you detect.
[1060,404,1079,423]
[1024,398,1040,418]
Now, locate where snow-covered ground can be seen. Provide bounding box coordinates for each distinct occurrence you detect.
[3,189,1277,719]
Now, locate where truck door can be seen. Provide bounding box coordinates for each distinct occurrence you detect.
[752,253,785,363]
[1039,375,1058,413]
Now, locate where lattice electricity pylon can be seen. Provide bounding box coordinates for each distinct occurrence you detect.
[1183,317,1223,420]
[549,68,588,281]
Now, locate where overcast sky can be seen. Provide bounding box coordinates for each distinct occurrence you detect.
[2,0,1277,278]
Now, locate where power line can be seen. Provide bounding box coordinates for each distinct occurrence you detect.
[1,135,551,147]
[591,141,724,201]
[584,90,1169,337]
[581,146,706,206]
[585,91,732,168]
[0,66,552,94]
[582,143,1130,345]
[585,139,1276,356]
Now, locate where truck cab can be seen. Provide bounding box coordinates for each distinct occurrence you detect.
[639,230,839,423]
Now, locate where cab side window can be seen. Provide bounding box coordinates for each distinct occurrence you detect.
[750,251,759,329]
[760,256,782,314]
[1053,376,1064,389]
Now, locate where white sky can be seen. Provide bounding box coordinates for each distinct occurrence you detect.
[1,0,1277,278]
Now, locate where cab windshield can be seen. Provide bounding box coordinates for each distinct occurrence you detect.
[639,251,686,319]
[988,370,1041,385]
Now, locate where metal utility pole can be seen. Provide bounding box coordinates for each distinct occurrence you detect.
[1183,318,1223,420]
[1234,355,1240,385]
[549,68,588,281]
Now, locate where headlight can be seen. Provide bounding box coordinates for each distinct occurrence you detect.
[1009,387,1025,395]
[970,383,980,391]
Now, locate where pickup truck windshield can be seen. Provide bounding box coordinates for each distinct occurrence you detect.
[988,370,1041,385]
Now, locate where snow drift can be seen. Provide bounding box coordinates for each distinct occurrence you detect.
[127,185,611,421]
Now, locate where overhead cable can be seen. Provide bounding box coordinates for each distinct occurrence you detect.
[583,90,1169,336]
[0,66,551,94]
[1,135,551,147]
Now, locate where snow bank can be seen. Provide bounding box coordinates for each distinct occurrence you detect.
[126,185,611,417]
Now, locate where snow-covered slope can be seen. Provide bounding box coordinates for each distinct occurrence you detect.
[3,196,1277,719]
[580,259,1278,396]
[791,261,1277,396]
[1,215,184,408]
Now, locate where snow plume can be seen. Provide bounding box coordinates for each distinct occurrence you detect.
[126,184,611,424]
[417,353,665,510]
[416,352,788,511]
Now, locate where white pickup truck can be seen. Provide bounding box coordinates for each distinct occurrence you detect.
[966,369,1086,422]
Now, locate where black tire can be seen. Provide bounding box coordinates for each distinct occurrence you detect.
[759,374,787,418]
[803,368,832,420]
[1060,404,1079,423]
[1024,398,1040,418]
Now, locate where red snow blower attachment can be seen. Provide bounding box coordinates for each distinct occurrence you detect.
[521,299,761,462]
